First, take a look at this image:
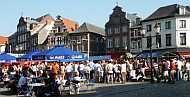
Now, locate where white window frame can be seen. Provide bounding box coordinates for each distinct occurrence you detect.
[107,28,112,35]
[179,20,186,28]
[107,38,112,48]
[122,36,127,47]
[115,37,119,47]
[115,27,120,34]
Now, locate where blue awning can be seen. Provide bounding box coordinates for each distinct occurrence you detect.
[0,53,16,62]
[32,45,85,62]
[17,51,41,61]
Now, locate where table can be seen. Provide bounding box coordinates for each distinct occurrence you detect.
[73,77,87,83]
[28,83,45,87]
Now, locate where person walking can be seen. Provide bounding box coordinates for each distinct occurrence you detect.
[186,60,190,81]
[176,59,183,81]
[170,59,176,83]
[94,61,102,83]
[102,61,108,83]
[113,61,121,83]
[153,60,159,82]
[84,62,91,81]
[78,62,85,79]
[51,63,59,80]
[60,63,65,80]
[121,60,127,84]
[65,63,73,80]
[163,59,169,83]
[106,60,114,84]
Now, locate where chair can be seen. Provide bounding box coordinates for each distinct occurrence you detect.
[58,80,71,96]
[17,85,33,97]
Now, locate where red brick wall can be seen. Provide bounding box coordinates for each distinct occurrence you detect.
[62,18,79,32]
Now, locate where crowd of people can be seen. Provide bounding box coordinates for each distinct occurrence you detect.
[0,57,190,95]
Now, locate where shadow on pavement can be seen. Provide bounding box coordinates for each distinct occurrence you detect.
[62,82,149,97]
[0,89,16,96]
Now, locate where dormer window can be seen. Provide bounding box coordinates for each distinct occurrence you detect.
[179,6,186,15]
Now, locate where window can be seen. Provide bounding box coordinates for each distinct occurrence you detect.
[147,36,151,48]
[115,37,119,47]
[132,41,137,49]
[131,32,134,37]
[146,25,152,32]
[138,30,141,36]
[180,33,186,45]
[156,35,161,48]
[114,27,120,34]
[17,27,20,32]
[166,34,171,46]
[122,26,127,32]
[180,20,186,28]
[165,21,171,29]
[157,23,161,30]
[30,24,33,30]
[134,29,138,36]
[138,41,142,48]
[107,38,112,48]
[122,36,127,47]
[107,28,112,35]
[57,37,62,45]
[58,27,61,32]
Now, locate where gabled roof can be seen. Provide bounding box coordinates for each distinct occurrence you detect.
[75,22,105,36]
[143,4,190,22]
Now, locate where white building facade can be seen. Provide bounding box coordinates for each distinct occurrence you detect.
[141,4,190,57]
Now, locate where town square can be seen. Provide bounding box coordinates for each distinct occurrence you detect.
[0,0,190,97]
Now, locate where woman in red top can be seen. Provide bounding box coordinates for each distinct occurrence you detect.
[170,59,176,83]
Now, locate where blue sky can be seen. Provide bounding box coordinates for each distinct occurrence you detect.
[0,0,189,36]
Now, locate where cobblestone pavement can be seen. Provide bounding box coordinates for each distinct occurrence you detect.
[68,80,190,97]
[0,81,190,97]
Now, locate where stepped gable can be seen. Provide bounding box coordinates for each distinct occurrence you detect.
[0,36,8,44]
[60,17,79,32]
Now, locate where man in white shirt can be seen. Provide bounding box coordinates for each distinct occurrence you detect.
[65,63,73,80]
[18,74,28,91]
[176,60,183,80]
[79,62,85,79]
[84,63,91,80]
[73,63,79,77]
[94,61,102,82]
[113,61,121,82]
[121,61,127,84]
[89,61,95,81]
[106,61,113,84]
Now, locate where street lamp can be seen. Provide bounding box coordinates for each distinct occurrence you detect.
[141,23,161,83]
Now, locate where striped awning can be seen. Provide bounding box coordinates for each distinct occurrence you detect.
[89,55,111,61]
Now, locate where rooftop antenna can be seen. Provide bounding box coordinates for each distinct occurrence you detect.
[178,0,184,5]
[116,0,119,6]
[21,11,23,17]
